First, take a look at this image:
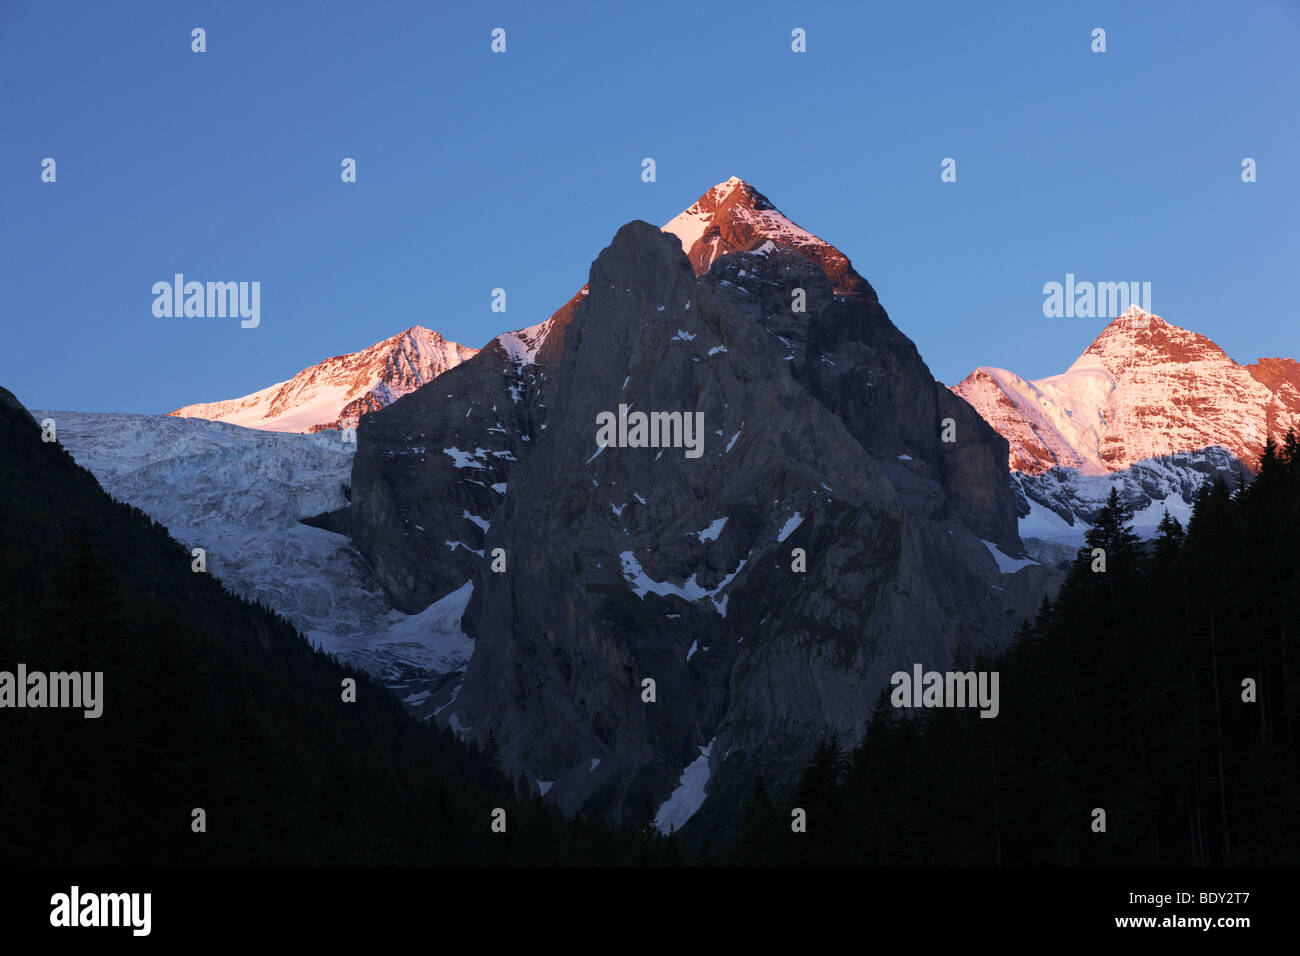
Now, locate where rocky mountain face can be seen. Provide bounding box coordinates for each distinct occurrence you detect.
[326,180,1055,830]
[954,307,1300,559]
[169,326,477,433]
[1244,355,1300,405]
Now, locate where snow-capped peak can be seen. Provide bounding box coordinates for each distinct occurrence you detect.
[170,325,478,433]
[661,178,864,294]
[1068,305,1230,375]
[954,309,1300,476]
[1118,304,1154,319]
[1085,304,1163,338]
[494,180,871,371]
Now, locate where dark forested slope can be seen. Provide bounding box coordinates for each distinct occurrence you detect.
[731,437,1300,865]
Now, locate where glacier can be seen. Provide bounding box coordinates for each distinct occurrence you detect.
[36,411,474,710]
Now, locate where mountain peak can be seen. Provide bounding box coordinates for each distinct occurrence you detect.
[388,324,452,344]
[716,175,751,194]
[687,176,764,206]
[170,326,477,433]
[955,306,1300,476]
[661,179,865,294]
[1113,303,1161,326]
[1072,306,1229,374]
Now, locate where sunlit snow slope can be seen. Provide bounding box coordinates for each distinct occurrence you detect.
[954,306,1300,476]
[170,326,477,433]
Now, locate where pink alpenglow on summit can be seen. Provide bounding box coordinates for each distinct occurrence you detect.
[486,177,872,376]
[953,306,1300,475]
[661,177,864,295]
[169,326,477,433]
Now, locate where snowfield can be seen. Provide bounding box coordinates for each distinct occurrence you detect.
[653,738,717,834]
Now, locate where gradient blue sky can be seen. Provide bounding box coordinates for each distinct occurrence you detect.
[3,0,1297,414]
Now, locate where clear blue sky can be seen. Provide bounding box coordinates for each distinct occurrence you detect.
[3,0,1297,414]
